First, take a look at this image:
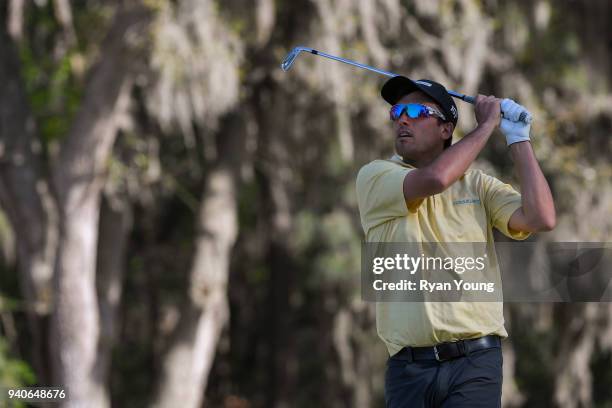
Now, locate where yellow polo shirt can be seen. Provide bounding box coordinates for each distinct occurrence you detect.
[356,156,530,356]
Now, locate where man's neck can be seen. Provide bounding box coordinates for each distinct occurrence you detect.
[400,150,441,168]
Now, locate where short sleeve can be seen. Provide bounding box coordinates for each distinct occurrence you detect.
[356,160,418,234]
[479,172,531,240]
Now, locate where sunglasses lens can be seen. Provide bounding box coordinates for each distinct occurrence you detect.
[390,104,429,120]
[390,105,403,120]
[407,104,427,118]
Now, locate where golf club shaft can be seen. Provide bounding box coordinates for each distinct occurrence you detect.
[294,48,475,103]
[281,46,531,123]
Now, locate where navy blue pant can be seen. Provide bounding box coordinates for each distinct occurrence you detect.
[385,347,503,408]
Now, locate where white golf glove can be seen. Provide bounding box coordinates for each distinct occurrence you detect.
[500,98,531,146]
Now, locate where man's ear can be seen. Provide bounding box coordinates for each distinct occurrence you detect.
[441,122,454,141]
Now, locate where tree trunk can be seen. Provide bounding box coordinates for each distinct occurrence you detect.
[0,19,58,386]
[153,128,240,408]
[7,0,26,41]
[49,5,150,407]
[553,304,599,408]
[93,195,133,406]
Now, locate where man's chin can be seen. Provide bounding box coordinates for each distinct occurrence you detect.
[395,144,417,160]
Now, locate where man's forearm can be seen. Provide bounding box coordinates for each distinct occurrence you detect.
[427,122,496,188]
[510,141,556,229]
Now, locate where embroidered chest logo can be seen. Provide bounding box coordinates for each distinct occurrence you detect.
[453,198,481,205]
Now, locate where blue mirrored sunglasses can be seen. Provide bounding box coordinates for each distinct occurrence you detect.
[389,103,446,121]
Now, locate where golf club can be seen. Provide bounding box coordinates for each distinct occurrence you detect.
[281,46,531,124]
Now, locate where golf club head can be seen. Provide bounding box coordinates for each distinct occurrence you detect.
[280,46,311,71]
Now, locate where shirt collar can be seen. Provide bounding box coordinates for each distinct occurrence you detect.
[389,154,416,168]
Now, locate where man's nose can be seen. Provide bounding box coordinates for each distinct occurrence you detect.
[398,112,411,125]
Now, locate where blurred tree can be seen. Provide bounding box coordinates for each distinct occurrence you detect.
[1,2,152,406]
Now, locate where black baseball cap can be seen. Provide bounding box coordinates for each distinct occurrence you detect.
[381,77,458,126]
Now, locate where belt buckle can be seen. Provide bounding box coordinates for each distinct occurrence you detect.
[433,345,442,361]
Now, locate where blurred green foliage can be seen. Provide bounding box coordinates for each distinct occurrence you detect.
[17,3,111,145]
[0,335,36,408]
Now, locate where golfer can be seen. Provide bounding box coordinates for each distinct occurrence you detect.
[356,77,556,407]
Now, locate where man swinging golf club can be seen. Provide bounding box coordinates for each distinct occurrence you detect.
[356,77,556,407]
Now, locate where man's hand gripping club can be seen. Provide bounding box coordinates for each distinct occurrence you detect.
[500,99,532,146]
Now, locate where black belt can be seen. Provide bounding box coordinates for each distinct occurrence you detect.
[393,335,501,362]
